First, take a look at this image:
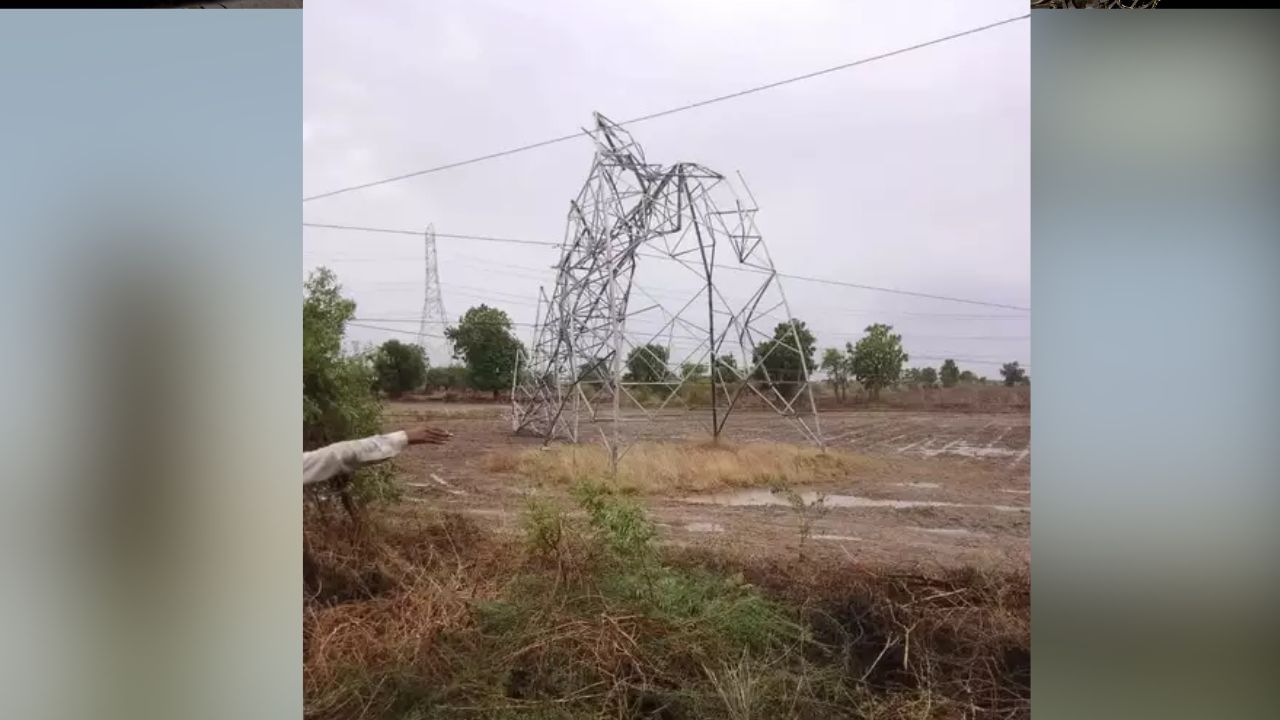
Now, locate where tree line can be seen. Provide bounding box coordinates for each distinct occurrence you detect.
[819,323,1028,402]
[305,267,1029,421]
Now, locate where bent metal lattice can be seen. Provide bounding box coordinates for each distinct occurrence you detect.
[512,113,822,467]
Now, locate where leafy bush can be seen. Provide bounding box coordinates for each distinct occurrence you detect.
[445,305,523,398]
[424,364,470,393]
[302,267,397,503]
[372,339,427,398]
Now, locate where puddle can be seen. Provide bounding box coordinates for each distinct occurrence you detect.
[894,482,941,489]
[812,533,863,542]
[681,489,1027,513]
[907,441,1022,459]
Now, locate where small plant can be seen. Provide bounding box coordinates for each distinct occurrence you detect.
[571,480,658,566]
[522,497,568,560]
[773,485,829,560]
[706,652,764,720]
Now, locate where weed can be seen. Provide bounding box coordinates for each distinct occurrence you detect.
[773,485,829,560]
[304,498,1029,720]
[571,480,658,564]
[705,653,763,720]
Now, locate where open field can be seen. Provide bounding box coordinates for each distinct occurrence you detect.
[380,402,1030,571]
[304,401,1030,718]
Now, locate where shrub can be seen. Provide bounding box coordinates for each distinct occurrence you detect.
[303,268,398,504]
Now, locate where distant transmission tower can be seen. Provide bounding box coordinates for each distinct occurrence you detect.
[512,113,823,468]
[417,225,452,366]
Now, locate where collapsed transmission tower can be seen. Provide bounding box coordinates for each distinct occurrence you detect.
[512,113,822,465]
[416,224,451,365]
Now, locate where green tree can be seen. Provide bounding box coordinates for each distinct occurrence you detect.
[940,359,960,388]
[372,339,427,398]
[713,354,739,383]
[424,365,470,393]
[1000,361,1027,387]
[849,323,909,401]
[302,268,395,502]
[445,305,524,399]
[752,319,817,397]
[820,347,852,403]
[959,370,978,384]
[624,344,671,384]
[918,366,938,387]
[678,361,708,382]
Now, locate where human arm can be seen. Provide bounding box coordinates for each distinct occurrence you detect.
[302,426,451,487]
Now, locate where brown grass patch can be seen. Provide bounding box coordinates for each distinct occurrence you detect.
[304,506,1029,720]
[486,440,883,494]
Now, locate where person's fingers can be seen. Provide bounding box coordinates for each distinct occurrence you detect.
[404,425,452,444]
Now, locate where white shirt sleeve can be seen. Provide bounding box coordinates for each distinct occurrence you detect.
[302,431,410,487]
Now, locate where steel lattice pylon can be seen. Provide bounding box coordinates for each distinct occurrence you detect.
[512,113,822,465]
[416,225,451,365]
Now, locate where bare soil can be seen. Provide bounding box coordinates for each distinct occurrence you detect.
[383,402,1030,572]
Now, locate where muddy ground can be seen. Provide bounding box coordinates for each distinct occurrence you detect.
[380,402,1030,572]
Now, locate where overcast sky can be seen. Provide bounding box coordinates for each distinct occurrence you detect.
[303,0,1029,377]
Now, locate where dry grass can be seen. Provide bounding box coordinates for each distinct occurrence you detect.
[304,504,1030,720]
[680,545,1031,719]
[486,440,883,494]
[382,402,502,423]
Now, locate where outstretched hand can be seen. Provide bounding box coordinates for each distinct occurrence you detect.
[404,425,453,445]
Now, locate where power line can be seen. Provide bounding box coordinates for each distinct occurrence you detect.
[776,271,1029,312]
[301,13,1030,203]
[352,316,1026,342]
[632,250,1029,311]
[305,222,1029,312]
[303,222,559,247]
[347,321,437,339]
[345,321,1027,369]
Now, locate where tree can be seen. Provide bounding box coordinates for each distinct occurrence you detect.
[958,369,977,384]
[624,343,671,384]
[1000,361,1027,387]
[752,319,817,397]
[713,354,739,383]
[849,323,909,401]
[940,359,960,388]
[424,365,471,393]
[918,367,938,387]
[820,347,852,402]
[302,267,395,502]
[372,339,427,398]
[445,305,523,399]
[678,361,707,382]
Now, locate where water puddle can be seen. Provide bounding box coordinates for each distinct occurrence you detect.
[894,482,941,489]
[681,488,1026,513]
[812,533,863,542]
[907,441,1022,460]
